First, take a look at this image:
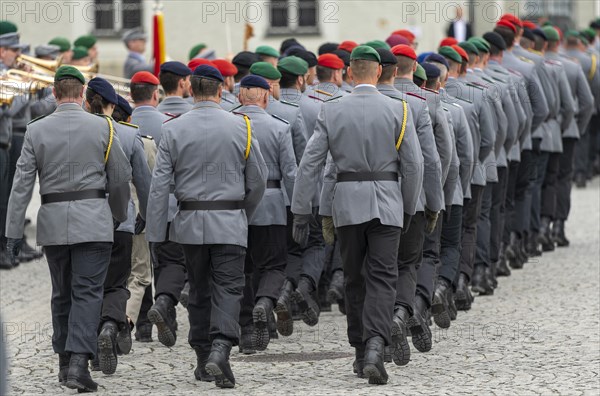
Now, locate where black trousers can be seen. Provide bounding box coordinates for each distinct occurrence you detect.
[239,225,287,327]
[8,131,24,189]
[439,205,463,286]
[101,231,133,330]
[490,167,509,262]
[459,184,485,280]
[541,152,561,220]
[555,139,577,221]
[395,213,425,315]
[152,238,187,303]
[45,243,112,357]
[417,215,443,305]
[530,151,549,233]
[0,148,9,242]
[514,150,535,235]
[475,182,495,270]
[337,219,401,348]
[183,244,246,348]
[503,161,520,245]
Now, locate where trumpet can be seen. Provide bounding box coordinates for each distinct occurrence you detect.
[15,54,62,73]
[5,69,54,86]
[0,78,44,105]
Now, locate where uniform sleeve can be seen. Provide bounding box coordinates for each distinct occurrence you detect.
[399,110,424,215]
[558,67,576,132]
[442,112,459,207]
[131,133,152,219]
[279,125,298,206]
[5,131,37,239]
[244,135,268,222]
[432,103,453,185]
[528,70,550,133]
[30,90,57,119]
[510,78,527,144]
[417,105,444,212]
[455,107,474,196]
[501,88,518,154]
[477,99,495,162]
[318,153,337,217]
[146,131,174,242]
[576,66,595,134]
[491,92,508,158]
[291,110,308,165]
[105,132,132,222]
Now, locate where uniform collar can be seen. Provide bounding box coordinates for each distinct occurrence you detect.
[192,100,222,110]
[237,105,265,115]
[161,96,187,103]
[280,88,303,103]
[55,102,84,113]
[352,84,379,94]
[132,105,158,113]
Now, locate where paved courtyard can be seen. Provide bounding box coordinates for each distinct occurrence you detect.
[1,180,599,395]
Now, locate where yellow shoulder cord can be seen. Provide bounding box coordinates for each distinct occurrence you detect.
[589,54,597,82]
[396,101,408,151]
[104,116,114,164]
[243,115,252,160]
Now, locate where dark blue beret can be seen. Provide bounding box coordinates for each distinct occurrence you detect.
[424,53,450,70]
[417,52,434,64]
[421,62,441,79]
[88,77,118,105]
[375,48,398,66]
[240,75,271,90]
[160,61,191,76]
[192,65,224,82]
[532,28,548,41]
[117,95,132,116]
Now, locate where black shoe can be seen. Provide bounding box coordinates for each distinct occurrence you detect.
[18,238,43,262]
[293,277,319,327]
[539,217,555,252]
[486,266,497,290]
[134,323,153,343]
[526,232,543,257]
[390,306,411,366]
[252,297,273,351]
[179,282,190,309]
[408,296,433,353]
[471,265,493,296]
[431,278,451,329]
[552,220,570,247]
[147,295,177,347]
[116,320,133,355]
[0,251,14,270]
[447,290,458,321]
[518,234,530,263]
[268,312,278,339]
[337,298,346,315]
[455,273,472,311]
[239,325,256,355]
[353,345,366,378]
[193,346,215,382]
[506,233,523,269]
[65,353,98,393]
[58,353,70,384]
[274,280,294,337]
[205,338,235,389]
[574,173,587,188]
[496,256,511,277]
[97,321,118,375]
[363,336,388,385]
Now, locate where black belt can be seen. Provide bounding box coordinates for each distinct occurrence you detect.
[337,172,398,183]
[179,201,245,211]
[267,180,281,189]
[41,189,106,205]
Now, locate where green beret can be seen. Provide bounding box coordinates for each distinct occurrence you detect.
[74,35,97,49]
[350,45,381,63]
[458,41,479,55]
[469,37,490,53]
[250,61,282,80]
[277,56,309,76]
[49,37,71,52]
[0,20,18,35]
[543,21,554,27]
[188,43,206,60]
[565,30,581,39]
[255,45,279,58]
[363,40,391,50]
[439,46,462,64]
[542,26,560,42]
[55,65,85,84]
[72,46,89,60]
[581,28,596,42]
[414,64,427,81]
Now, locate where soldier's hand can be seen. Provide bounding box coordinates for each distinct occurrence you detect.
[402,214,412,235]
[292,214,312,248]
[135,214,146,235]
[6,238,23,266]
[322,216,335,245]
[424,208,439,235]
[113,218,121,231]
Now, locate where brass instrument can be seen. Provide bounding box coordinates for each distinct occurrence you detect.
[0,79,44,105]
[16,54,62,73]
[5,69,54,86]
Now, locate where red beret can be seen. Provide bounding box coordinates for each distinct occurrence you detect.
[317,53,345,69]
[131,71,159,85]
[500,13,523,28]
[391,44,417,60]
[338,40,358,53]
[439,37,458,48]
[451,45,469,62]
[522,21,537,30]
[496,19,518,33]
[187,58,214,71]
[392,29,415,43]
[211,59,238,77]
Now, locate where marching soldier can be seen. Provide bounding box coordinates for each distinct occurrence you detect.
[5,66,131,392]
[74,35,98,64]
[255,45,280,67]
[123,29,153,79]
[212,59,239,111]
[157,61,193,115]
[232,51,260,95]
[48,36,72,63]
[146,65,267,388]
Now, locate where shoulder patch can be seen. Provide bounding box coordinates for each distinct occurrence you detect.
[118,121,139,129]
[27,114,48,125]
[271,114,290,124]
[308,95,325,102]
[325,96,343,102]
[406,92,426,101]
[141,135,154,141]
[280,99,299,107]
[421,87,438,94]
[315,89,333,97]
[164,114,182,124]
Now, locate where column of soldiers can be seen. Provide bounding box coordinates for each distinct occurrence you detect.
[2,13,599,391]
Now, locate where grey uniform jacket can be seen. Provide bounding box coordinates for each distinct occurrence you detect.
[378,84,442,213]
[114,122,152,234]
[441,106,459,206]
[220,90,239,111]
[266,97,308,165]
[124,52,153,79]
[294,85,423,229]
[30,89,57,119]
[565,49,599,112]
[305,82,348,103]
[146,101,267,247]
[236,105,297,226]
[157,96,193,116]
[5,103,132,245]
[0,95,29,146]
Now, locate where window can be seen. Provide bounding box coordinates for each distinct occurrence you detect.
[521,0,573,32]
[268,0,319,36]
[93,0,143,37]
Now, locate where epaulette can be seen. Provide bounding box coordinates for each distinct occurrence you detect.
[507,68,523,77]
[406,92,426,101]
[325,96,343,102]
[528,49,543,56]
[308,95,325,102]
[164,112,178,118]
[544,59,562,66]
[280,99,299,107]
[518,56,534,64]
[232,111,248,118]
[221,96,234,104]
[164,114,182,123]
[27,114,47,125]
[118,121,139,129]
[559,54,580,64]
[454,96,473,104]
[480,76,495,84]
[141,135,154,141]
[443,107,450,113]
[421,87,438,94]
[490,67,509,75]
[271,114,290,124]
[491,76,507,84]
[466,82,485,90]
[387,95,406,103]
[315,89,333,97]
[229,104,243,113]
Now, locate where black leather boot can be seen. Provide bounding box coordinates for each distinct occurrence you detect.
[193,346,215,382]
[552,220,570,247]
[252,297,274,351]
[147,294,177,347]
[274,280,294,337]
[408,295,433,353]
[353,345,366,378]
[471,265,493,295]
[239,325,256,355]
[58,353,70,384]
[97,321,118,375]
[539,217,555,252]
[526,232,543,257]
[268,312,278,340]
[363,336,388,385]
[65,353,98,393]
[496,246,511,276]
[134,323,153,343]
[391,305,411,366]
[116,319,133,355]
[508,233,524,269]
[205,338,235,389]
[431,278,451,329]
[455,273,473,311]
[293,276,319,327]
[447,289,458,321]
[486,265,497,290]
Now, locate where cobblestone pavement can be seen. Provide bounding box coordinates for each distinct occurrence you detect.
[1,181,599,396]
